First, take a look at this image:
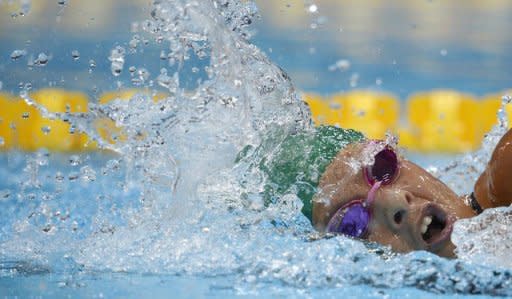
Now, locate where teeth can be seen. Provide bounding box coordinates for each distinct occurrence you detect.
[421,216,432,234]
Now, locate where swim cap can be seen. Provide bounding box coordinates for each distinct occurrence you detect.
[257,125,364,220]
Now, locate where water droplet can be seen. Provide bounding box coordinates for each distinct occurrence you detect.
[0,81,2,90]
[132,68,150,86]
[308,4,318,13]
[35,52,49,66]
[440,49,448,56]
[68,172,79,181]
[57,0,67,6]
[41,125,51,134]
[109,46,126,76]
[328,59,350,72]
[376,78,383,86]
[71,50,80,60]
[10,49,27,60]
[159,50,167,60]
[0,189,10,200]
[89,59,96,73]
[80,165,97,182]
[27,54,34,68]
[55,171,64,182]
[129,66,136,74]
[0,137,4,147]
[69,155,82,166]
[42,224,55,233]
[129,35,140,50]
[22,112,30,119]
[19,89,28,99]
[350,73,360,88]
[20,0,31,16]
[102,159,121,175]
[36,149,49,166]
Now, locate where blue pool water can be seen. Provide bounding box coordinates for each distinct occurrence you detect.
[2,1,512,298]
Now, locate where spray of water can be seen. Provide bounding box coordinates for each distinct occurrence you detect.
[1,0,512,296]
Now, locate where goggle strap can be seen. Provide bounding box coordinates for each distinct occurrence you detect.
[365,181,381,206]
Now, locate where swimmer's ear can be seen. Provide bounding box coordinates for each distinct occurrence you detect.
[474,128,512,209]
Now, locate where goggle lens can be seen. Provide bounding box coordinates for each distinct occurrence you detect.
[365,147,398,185]
[326,201,370,238]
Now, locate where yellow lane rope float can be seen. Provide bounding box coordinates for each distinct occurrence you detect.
[1,89,511,153]
[304,90,399,140]
[407,90,480,153]
[0,89,92,151]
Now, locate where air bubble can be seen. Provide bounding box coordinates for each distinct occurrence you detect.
[71,50,80,60]
[11,49,27,60]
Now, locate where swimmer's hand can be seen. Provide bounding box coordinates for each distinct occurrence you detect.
[475,128,512,209]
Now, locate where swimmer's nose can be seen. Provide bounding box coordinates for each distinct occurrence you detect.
[372,190,414,231]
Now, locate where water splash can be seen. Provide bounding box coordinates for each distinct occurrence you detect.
[1,0,512,297]
[429,94,511,195]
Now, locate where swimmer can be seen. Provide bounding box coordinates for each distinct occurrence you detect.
[255,126,512,257]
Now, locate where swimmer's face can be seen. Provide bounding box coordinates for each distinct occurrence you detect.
[312,142,475,257]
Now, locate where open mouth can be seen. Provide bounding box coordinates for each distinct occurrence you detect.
[419,204,454,248]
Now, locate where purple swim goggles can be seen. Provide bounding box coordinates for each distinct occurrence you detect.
[326,145,400,238]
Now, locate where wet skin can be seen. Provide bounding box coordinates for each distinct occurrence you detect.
[312,129,512,257]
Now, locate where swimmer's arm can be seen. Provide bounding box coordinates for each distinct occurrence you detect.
[474,128,512,209]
